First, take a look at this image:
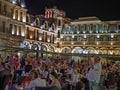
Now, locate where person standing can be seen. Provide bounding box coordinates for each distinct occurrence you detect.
[87,56,102,90]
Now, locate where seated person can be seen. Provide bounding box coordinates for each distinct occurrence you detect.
[27,70,46,90]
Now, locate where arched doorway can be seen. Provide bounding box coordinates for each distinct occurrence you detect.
[72,47,83,61]
[30,44,39,59]
[41,44,48,58]
[47,45,55,59]
[61,47,71,59]
[19,40,31,58]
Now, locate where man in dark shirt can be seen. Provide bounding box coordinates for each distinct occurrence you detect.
[25,61,32,73]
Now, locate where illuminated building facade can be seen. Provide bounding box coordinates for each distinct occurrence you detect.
[61,17,120,60]
[45,6,65,19]
[0,0,120,60]
[0,0,63,58]
[0,0,27,57]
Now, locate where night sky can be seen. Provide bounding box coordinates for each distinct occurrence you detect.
[25,0,120,21]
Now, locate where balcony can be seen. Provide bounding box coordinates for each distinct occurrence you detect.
[62,41,120,47]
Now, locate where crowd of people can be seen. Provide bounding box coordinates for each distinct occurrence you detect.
[0,54,120,90]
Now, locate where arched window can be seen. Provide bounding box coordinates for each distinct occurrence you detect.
[35,19,40,27]
[93,25,96,33]
[44,21,48,29]
[26,15,30,23]
[52,24,55,32]
[89,24,93,33]
[82,24,86,33]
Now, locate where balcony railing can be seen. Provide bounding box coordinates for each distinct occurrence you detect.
[62,41,120,46]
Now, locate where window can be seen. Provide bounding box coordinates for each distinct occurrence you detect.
[11,8,13,18]
[52,34,54,43]
[29,30,33,39]
[0,2,1,14]
[45,32,47,42]
[118,25,120,30]
[108,24,117,33]
[36,30,39,40]
[26,15,30,23]
[58,19,61,26]
[77,24,81,33]
[3,5,7,15]
[82,24,86,33]
[9,24,13,34]
[117,25,120,32]
[2,21,6,32]
[26,27,29,39]
[36,19,39,26]
[33,29,36,40]
[89,24,93,33]
[44,22,48,29]
[14,25,17,35]
[42,32,47,42]
[19,26,21,35]
[15,10,18,20]
[57,30,60,38]
[20,12,22,21]
[42,32,45,42]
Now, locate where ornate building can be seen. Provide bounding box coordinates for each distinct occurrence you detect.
[0,0,120,60]
[0,0,62,58]
[0,0,27,57]
[60,17,120,60]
